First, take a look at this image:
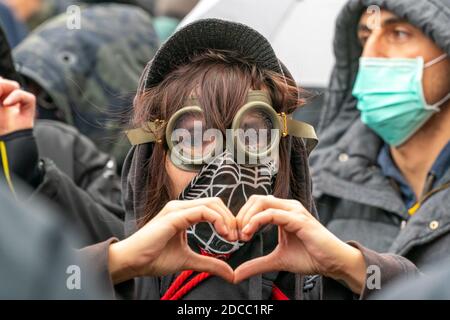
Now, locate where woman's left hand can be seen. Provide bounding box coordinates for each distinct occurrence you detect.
[0,78,36,136]
[234,195,367,294]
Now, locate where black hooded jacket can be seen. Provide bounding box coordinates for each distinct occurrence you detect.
[0,23,124,246]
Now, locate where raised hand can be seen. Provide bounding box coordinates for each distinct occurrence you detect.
[0,78,36,136]
[109,197,238,284]
[234,195,367,293]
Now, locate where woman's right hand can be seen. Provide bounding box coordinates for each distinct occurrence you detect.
[108,198,238,284]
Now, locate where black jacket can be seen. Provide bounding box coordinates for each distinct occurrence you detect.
[0,22,124,246]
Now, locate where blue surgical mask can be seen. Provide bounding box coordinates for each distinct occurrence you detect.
[352,54,450,147]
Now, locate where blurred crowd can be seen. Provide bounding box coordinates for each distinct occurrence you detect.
[0,0,450,300]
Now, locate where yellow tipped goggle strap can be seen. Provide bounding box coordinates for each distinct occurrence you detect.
[125,91,318,154]
[0,140,17,198]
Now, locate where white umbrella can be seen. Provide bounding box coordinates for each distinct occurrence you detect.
[179,0,348,88]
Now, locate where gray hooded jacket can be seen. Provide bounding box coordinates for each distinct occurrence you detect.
[311,0,450,269]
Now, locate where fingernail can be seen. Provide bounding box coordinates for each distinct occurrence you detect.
[230,229,235,241]
[242,225,250,234]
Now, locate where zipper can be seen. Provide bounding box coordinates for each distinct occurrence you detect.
[408,174,450,216]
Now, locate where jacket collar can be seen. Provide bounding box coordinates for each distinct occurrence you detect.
[389,184,450,255]
[377,141,450,209]
[312,119,408,219]
[313,118,450,249]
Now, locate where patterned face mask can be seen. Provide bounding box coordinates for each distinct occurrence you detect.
[179,151,277,256]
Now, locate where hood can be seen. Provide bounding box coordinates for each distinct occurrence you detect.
[13,4,159,166]
[311,0,450,173]
[310,0,450,214]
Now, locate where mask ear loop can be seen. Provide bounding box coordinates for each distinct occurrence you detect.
[424,53,448,68]
[429,92,450,111]
[423,54,450,110]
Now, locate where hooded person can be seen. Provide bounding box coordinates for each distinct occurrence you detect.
[310,0,450,290]
[114,18,344,300]
[13,3,160,169]
[0,18,419,300]
[0,17,124,245]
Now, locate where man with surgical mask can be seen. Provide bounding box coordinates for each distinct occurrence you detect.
[311,0,450,298]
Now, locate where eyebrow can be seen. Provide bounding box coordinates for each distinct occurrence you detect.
[382,17,408,27]
[358,17,408,32]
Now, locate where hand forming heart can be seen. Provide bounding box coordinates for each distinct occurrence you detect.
[0,77,36,136]
[108,196,366,293]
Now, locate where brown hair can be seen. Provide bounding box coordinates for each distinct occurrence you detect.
[133,49,307,227]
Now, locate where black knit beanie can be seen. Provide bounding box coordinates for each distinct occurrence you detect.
[138,18,290,91]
